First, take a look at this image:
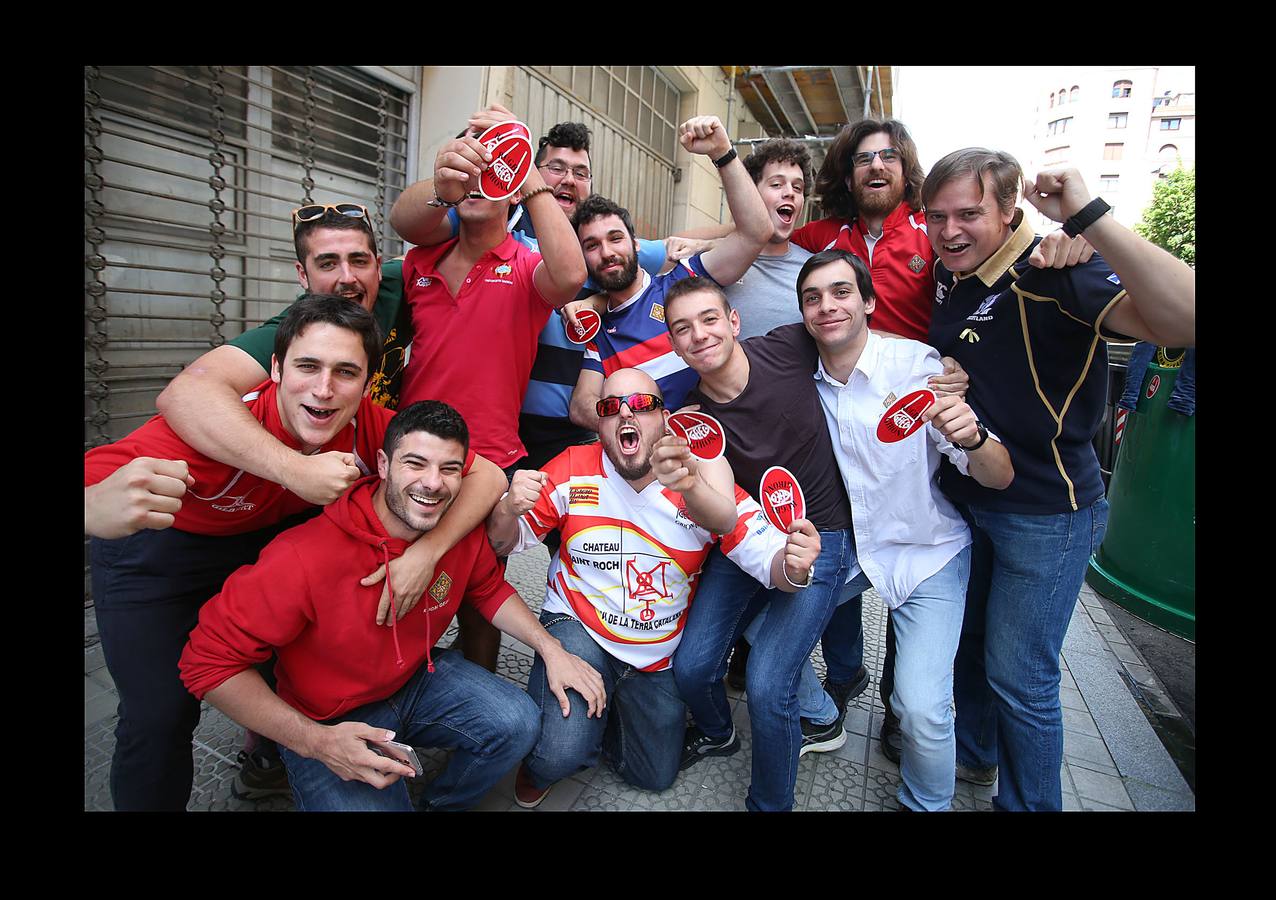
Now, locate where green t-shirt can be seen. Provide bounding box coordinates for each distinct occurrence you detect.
[227,259,410,409]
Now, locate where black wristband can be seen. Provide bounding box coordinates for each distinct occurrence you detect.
[712,148,738,169]
[1062,197,1111,238]
[954,421,989,452]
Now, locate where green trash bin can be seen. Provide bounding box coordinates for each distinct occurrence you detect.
[1086,350,1195,640]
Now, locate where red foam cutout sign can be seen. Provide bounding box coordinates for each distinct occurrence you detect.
[876,389,936,443]
[668,411,726,461]
[759,465,805,531]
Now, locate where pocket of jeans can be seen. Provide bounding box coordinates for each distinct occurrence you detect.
[539,611,576,630]
[1091,498,1110,549]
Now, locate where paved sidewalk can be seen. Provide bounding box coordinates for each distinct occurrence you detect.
[84,543,1194,812]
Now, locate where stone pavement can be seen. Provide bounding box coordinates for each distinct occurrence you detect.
[84,543,1194,812]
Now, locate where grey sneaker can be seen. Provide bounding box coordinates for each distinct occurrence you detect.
[680,725,739,770]
[956,762,998,786]
[799,717,847,757]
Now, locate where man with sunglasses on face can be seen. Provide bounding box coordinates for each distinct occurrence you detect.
[142,206,507,799]
[486,367,820,808]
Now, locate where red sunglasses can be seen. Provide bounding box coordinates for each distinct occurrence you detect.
[595,392,665,418]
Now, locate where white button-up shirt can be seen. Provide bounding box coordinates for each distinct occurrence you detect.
[813,332,979,609]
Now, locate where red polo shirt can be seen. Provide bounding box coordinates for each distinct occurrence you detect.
[400,234,553,465]
[792,204,934,341]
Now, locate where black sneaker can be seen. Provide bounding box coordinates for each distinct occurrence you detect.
[232,747,292,800]
[822,666,870,717]
[726,639,750,691]
[680,725,739,770]
[879,708,903,765]
[799,716,847,757]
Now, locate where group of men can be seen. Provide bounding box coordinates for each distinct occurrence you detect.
[85,96,1195,813]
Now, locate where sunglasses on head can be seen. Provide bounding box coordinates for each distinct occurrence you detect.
[595,392,665,418]
[292,203,370,230]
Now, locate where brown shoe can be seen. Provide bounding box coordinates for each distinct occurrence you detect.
[514,764,553,809]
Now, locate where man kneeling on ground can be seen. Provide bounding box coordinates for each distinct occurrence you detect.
[180,401,604,811]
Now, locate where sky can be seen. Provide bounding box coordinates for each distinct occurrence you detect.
[894,65,1196,172]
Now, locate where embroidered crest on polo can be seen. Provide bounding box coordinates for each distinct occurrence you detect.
[479,135,534,201]
[668,411,726,461]
[565,308,602,344]
[494,263,512,276]
[876,389,936,443]
[908,253,926,273]
[476,120,532,152]
[759,466,805,531]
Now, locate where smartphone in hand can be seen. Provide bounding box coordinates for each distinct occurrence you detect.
[367,738,424,778]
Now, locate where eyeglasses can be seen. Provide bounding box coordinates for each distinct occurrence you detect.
[851,148,900,167]
[595,392,664,418]
[539,161,592,182]
[292,203,370,230]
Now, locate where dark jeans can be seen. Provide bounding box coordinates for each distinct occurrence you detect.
[91,516,310,810]
[820,591,865,684]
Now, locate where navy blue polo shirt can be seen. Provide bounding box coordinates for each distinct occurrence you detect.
[927,214,1130,514]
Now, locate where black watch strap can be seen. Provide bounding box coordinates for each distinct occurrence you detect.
[955,421,989,452]
[1062,197,1111,238]
[712,148,738,169]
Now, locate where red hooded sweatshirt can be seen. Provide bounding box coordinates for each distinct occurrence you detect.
[180,475,515,721]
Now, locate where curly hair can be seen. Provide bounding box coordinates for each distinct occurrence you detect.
[814,119,925,220]
[536,121,592,165]
[743,138,813,194]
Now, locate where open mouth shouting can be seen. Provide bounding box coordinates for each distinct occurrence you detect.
[942,241,972,259]
[553,187,576,210]
[864,176,892,192]
[617,422,642,456]
[302,404,338,423]
[775,203,796,226]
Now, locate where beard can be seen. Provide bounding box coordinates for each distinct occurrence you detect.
[602,425,655,482]
[591,250,640,293]
[854,178,906,219]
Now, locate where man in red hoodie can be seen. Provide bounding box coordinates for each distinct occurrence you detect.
[181,400,605,811]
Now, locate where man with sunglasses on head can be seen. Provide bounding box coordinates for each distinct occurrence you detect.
[486,367,820,808]
[143,206,507,799]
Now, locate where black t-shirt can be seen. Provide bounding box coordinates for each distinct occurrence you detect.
[687,324,853,531]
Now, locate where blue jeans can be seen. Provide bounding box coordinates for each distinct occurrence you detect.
[820,590,865,684]
[523,612,685,791]
[279,649,539,811]
[888,547,969,811]
[748,577,864,725]
[673,531,854,811]
[953,498,1109,811]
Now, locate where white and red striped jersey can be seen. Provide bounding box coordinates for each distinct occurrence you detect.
[512,443,785,671]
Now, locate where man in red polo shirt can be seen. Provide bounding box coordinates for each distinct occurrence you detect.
[390,127,587,670]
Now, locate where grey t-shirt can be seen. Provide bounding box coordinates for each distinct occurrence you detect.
[723,244,813,340]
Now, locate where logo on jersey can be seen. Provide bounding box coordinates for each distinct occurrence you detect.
[211,493,258,514]
[495,264,512,276]
[877,389,936,443]
[626,559,671,602]
[428,571,453,604]
[1107,272,1122,285]
[650,303,665,323]
[908,253,926,273]
[673,505,697,529]
[416,276,432,288]
[569,485,600,507]
[934,282,947,305]
[966,294,999,322]
[959,328,980,344]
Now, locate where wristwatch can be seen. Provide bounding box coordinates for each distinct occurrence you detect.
[954,421,989,452]
[1062,197,1110,238]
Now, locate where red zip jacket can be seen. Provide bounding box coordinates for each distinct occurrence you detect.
[792,204,934,341]
[180,476,515,721]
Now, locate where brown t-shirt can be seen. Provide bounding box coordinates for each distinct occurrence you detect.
[686,324,853,532]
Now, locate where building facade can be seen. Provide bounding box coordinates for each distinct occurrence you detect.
[1026,66,1195,231]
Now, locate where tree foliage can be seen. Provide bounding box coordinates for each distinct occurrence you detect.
[1135,165,1195,267]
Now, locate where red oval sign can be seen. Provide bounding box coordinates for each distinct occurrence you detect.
[1145,373,1161,399]
[759,465,805,532]
[668,411,726,461]
[565,308,602,344]
[479,135,534,201]
[876,389,936,443]
[477,120,531,152]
